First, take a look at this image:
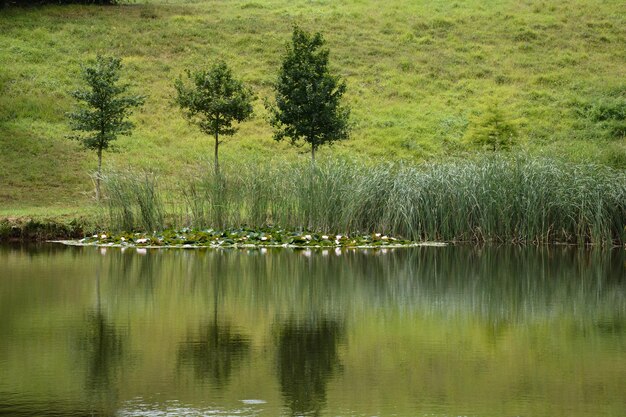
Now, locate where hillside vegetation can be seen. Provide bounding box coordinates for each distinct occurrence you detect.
[0,0,625,208]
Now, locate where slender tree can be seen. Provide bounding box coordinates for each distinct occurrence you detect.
[174,61,254,175]
[67,55,144,201]
[268,26,350,162]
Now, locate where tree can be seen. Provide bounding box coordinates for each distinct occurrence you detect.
[174,61,254,175]
[67,55,144,201]
[465,101,519,151]
[268,26,350,162]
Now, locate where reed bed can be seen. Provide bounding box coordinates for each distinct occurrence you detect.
[101,156,626,245]
[101,171,164,233]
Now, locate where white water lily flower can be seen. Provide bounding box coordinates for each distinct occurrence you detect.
[100,234,107,239]
[120,237,126,242]
[304,234,312,240]
[261,236,268,241]
[375,233,381,237]
[382,235,388,240]
[92,234,98,238]
[241,400,266,405]
[322,235,329,240]
[136,238,148,244]
[336,235,343,240]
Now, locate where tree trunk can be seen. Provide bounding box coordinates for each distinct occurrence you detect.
[214,131,220,176]
[96,148,102,202]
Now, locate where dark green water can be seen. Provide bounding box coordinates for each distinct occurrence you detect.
[0,244,625,417]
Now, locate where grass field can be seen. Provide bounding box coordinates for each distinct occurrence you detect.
[0,0,625,209]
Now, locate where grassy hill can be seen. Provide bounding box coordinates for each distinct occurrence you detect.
[0,0,624,209]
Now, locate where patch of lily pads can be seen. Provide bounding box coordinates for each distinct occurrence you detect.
[62,227,444,249]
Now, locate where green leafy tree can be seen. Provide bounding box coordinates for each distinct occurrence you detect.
[174,61,254,175]
[465,101,519,151]
[67,55,144,202]
[268,26,350,162]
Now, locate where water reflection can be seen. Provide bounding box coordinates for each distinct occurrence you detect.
[177,251,251,388]
[76,267,125,416]
[0,244,624,417]
[79,309,124,392]
[277,318,344,416]
[177,322,250,388]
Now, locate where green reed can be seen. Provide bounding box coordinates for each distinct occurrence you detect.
[101,156,625,245]
[101,170,164,232]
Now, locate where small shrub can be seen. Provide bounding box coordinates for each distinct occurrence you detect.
[464,101,519,151]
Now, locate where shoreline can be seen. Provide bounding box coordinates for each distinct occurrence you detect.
[52,240,447,249]
[2,217,623,248]
[0,217,90,242]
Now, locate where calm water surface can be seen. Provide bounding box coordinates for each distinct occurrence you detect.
[0,244,624,417]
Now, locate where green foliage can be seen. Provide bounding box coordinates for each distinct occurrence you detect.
[268,26,350,161]
[102,170,164,232]
[174,61,254,173]
[100,156,626,245]
[584,97,626,139]
[67,55,144,153]
[0,217,89,241]
[1,1,625,207]
[66,55,144,201]
[465,101,519,151]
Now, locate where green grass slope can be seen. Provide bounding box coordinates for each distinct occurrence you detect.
[0,0,624,208]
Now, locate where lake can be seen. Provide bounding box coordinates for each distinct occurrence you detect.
[0,244,624,416]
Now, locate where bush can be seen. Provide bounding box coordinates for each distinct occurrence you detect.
[464,101,520,151]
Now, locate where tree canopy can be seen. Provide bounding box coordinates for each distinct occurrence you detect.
[174,61,254,174]
[268,26,350,162]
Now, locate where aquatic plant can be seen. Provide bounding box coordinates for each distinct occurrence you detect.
[101,170,164,233]
[77,228,412,248]
[100,155,626,245]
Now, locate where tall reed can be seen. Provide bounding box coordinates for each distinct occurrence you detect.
[101,156,626,245]
[101,170,164,232]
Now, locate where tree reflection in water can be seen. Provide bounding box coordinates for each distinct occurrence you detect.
[77,266,125,416]
[277,318,343,416]
[177,253,251,389]
[80,309,124,392]
[177,321,250,388]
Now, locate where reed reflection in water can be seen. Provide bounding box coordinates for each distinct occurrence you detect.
[0,244,624,417]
